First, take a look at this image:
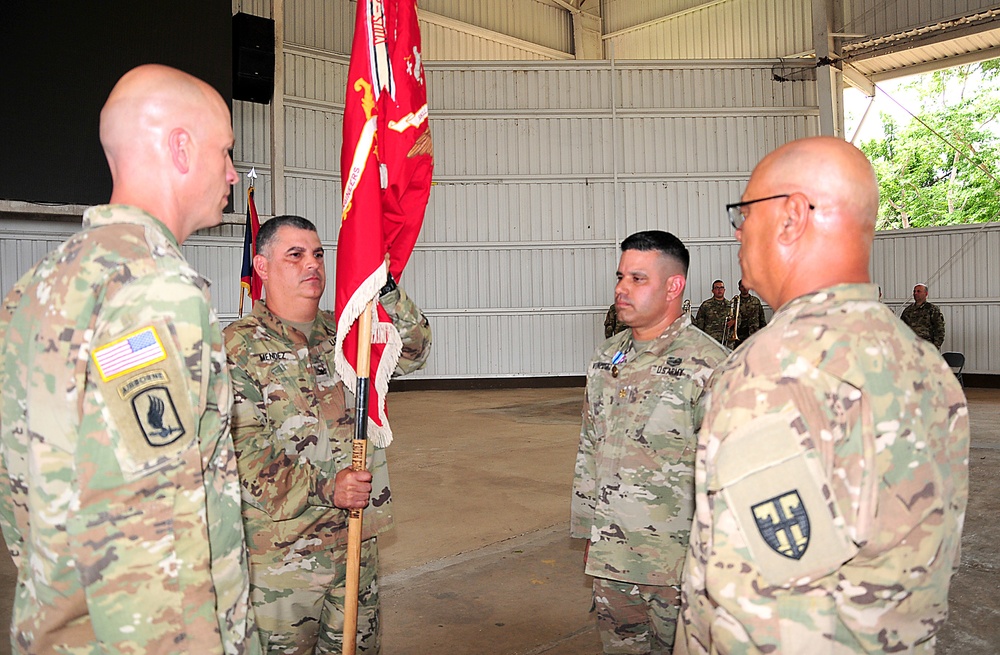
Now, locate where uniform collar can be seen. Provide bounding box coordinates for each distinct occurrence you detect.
[605,313,692,359]
[84,204,181,251]
[251,300,335,345]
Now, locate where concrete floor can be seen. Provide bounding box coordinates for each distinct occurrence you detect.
[0,386,997,654]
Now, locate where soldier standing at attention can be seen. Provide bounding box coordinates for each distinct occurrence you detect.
[224,215,431,654]
[676,137,969,654]
[900,283,946,349]
[733,278,767,346]
[572,230,727,654]
[0,65,259,654]
[692,280,730,344]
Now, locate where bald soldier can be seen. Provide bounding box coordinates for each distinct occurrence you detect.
[0,65,260,653]
[676,137,969,654]
[900,283,946,349]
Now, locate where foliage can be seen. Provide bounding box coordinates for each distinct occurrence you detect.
[858,58,1000,230]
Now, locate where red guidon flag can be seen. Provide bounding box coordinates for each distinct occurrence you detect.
[336,0,433,447]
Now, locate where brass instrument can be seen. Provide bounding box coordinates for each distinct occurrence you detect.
[721,294,740,348]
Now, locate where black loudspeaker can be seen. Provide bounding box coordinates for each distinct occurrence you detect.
[233,12,275,104]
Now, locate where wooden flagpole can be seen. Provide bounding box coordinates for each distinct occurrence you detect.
[343,300,374,655]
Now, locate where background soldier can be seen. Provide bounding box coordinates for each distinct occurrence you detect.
[732,278,767,347]
[572,230,727,654]
[225,215,431,654]
[676,137,969,654]
[900,283,946,349]
[692,280,731,344]
[0,65,258,653]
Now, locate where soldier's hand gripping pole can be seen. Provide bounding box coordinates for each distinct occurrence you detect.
[343,301,373,655]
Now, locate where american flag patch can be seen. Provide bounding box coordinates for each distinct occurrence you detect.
[92,326,167,382]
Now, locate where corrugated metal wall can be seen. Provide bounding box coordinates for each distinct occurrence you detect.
[605,0,814,60]
[4,1,994,377]
[872,223,1000,373]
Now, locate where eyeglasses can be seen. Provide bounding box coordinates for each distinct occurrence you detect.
[726,194,815,229]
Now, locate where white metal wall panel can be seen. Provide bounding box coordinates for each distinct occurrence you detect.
[285,0,353,52]
[843,0,1000,39]
[603,0,714,35]
[233,51,820,379]
[421,22,570,61]
[870,222,1000,373]
[419,0,573,54]
[607,0,813,60]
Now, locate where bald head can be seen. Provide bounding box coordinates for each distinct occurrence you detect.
[756,136,879,230]
[736,137,879,309]
[101,64,236,242]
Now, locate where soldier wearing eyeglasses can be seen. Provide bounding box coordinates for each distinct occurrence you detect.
[676,137,969,654]
[692,280,731,344]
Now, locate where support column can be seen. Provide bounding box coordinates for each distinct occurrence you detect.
[812,0,843,138]
[573,0,603,59]
[270,0,286,215]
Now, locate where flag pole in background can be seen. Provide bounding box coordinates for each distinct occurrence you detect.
[239,167,262,317]
[336,0,433,651]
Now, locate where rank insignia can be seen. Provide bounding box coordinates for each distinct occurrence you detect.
[132,387,186,447]
[752,491,810,560]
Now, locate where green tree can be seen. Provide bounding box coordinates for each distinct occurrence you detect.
[859,59,1000,230]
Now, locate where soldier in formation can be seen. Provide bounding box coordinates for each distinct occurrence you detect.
[732,278,767,346]
[676,136,969,654]
[224,215,431,654]
[572,230,727,654]
[900,282,946,349]
[692,280,731,344]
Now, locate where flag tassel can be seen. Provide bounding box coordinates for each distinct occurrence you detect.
[343,301,374,655]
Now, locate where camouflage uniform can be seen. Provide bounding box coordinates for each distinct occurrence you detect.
[224,287,430,654]
[900,301,945,349]
[571,315,727,654]
[605,304,627,339]
[676,284,969,654]
[734,293,767,343]
[0,205,259,654]
[692,297,730,344]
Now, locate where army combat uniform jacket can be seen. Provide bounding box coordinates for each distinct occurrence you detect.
[693,297,730,344]
[571,315,727,586]
[735,293,767,342]
[900,301,945,349]
[224,288,431,548]
[677,284,969,654]
[0,205,258,654]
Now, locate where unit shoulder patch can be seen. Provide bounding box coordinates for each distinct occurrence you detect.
[752,490,810,560]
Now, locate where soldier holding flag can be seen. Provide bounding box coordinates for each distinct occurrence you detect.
[224,216,430,653]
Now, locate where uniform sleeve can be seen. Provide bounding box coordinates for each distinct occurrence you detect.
[931,307,945,348]
[692,304,705,330]
[0,284,27,567]
[380,285,432,376]
[69,270,234,653]
[570,384,597,540]
[225,328,338,521]
[900,305,913,328]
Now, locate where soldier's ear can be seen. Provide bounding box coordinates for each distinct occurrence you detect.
[253,253,268,280]
[666,273,686,301]
[168,128,192,174]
